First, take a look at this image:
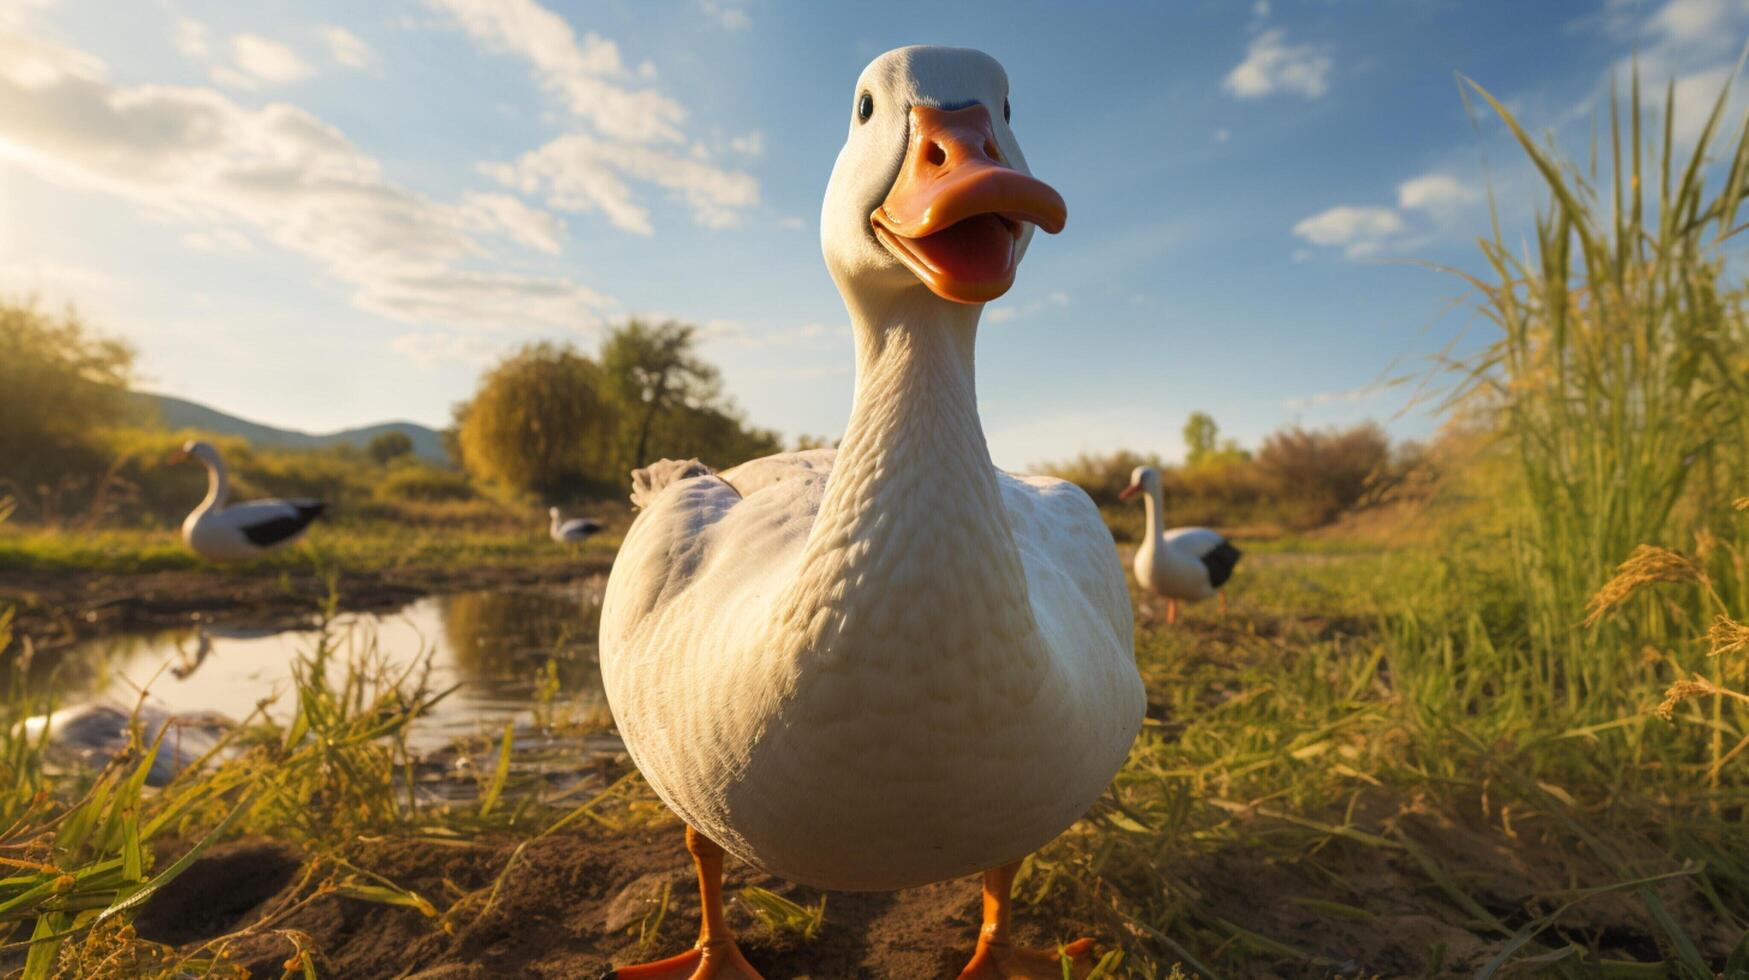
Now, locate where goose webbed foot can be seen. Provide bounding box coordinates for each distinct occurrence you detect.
[609,826,764,980]
[608,940,761,980]
[954,861,1099,980]
[957,937,1097,979]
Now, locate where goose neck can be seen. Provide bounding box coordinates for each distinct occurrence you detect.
[781,288,1037,658]
[198,456,229,513]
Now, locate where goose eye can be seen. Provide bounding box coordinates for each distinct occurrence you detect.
[857,92,874,123]
[1003,98,1010,123]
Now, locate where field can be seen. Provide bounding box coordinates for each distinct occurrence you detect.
[1,511,1746,977]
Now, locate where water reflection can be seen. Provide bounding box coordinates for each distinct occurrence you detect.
[42,582,613,760]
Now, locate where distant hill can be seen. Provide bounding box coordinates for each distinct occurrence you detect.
[133,392,450,464]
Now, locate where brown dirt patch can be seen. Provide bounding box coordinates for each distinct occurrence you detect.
[138,827,1106,979]
[134,805,1742,979]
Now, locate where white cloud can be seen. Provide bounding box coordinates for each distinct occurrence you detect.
[700,0,751,30]
[1283,382,1387,411]
[229,34,313,85]
[428,0,759,235]
[1223,28,1331,99]
[1396,173,1478,214]
[0,259,120,294]
[0,27,610,331]
[728,129,763,158]
[482,133,759,235]
[1595,0,1749,147]
[179,227,255,253]
[698,320,849,349]
[1647,0,1745,44]
[390,330,505,368]
[208,65,256,90]
[459,191,565,253]
[986,290,1069,324]
[0,27,101,87]
[425,0,684,143]
[1291,205,1404,258]
[173,17,208,58]
[1213,127,1231,143]
[319,25,371,69]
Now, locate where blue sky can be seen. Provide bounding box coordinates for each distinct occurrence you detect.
[2,0,1744,468]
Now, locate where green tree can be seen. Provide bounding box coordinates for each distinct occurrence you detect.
[1182,411,1218,467]
[0,301,136,491]
[453,342,618,498]
[367,430,414,465]
[600,320,723,470]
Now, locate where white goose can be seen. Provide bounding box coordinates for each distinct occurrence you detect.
[1119,465,1241,624]
[548,507,603,545]
[600,46,1141,980]
[169,440,324,561]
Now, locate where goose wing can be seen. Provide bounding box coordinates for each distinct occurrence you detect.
[228,499,324,547]
[557,518,602,539]
[1163,526,1240,588]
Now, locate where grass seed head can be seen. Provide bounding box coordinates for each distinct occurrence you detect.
[1707,615,1749,659]
[1656,678,1719,720]
[1584,545,1701,627]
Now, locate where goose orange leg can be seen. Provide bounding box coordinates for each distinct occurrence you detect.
[610,826,761,979]
[1165,599,1180,626]
[956,860,1097,979]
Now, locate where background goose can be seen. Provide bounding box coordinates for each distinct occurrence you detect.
[1120,465,1241,623]
[548,507,602,545]
[170,440,324,561]
[19,702,231,787]
[601,46,1140,980]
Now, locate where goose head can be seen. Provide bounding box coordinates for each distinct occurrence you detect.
[167,439,221,468]
[821,46,1066,309]
[1118,465,1161,503]
[548,506,562,522]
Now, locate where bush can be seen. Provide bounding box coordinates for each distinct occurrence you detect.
[374,463,477,504]
[1254,423,1391,525]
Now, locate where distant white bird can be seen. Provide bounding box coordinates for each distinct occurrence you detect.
[548,507,602,545]
[170,440,324,561]
[20,701,231,786]
[1120,465,1241,624]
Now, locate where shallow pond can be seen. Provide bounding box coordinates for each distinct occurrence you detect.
[36,582,622,801]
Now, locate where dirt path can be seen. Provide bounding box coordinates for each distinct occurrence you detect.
[0,559,611,653]
[136,828,1108,979]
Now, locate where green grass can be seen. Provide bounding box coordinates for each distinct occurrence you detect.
[0,522,618,575]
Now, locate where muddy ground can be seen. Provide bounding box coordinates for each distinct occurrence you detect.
[123,804,1738,979]
[0,559,611,653]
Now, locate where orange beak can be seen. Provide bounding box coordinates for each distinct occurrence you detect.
[871,103,1067,304]
[167,450,190,465]
[1118,483,1141,502]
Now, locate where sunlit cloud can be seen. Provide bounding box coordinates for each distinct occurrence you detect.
[481,134,758,235]
[986,291,1069,325]
[427,0,760,234]
[1291,206,1403,258]
[1223,27,1331,99]
[0,25,610,331]
[700,0,752,31]
[173,17,208,58]
[319,25,372,69]
[425,0,684,143]
[226,34,314,86]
